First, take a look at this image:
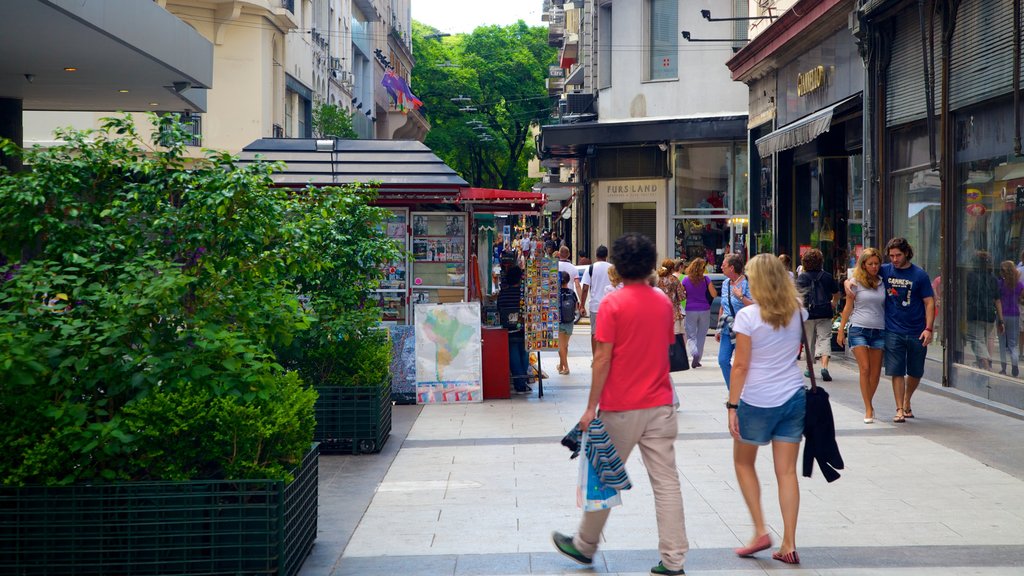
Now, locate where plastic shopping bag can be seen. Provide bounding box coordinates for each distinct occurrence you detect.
[575,432,622,512]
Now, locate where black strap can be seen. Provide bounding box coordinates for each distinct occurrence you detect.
[800,323,818,392]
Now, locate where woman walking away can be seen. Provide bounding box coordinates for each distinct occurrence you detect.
[795,249,839,382]
[682,258,716,367]
[837,248,886,423]
[727,254,807,565]
[998,260,1024,376]
[716,254,752,387]
[557,271,578,375]
[657,258,687,351]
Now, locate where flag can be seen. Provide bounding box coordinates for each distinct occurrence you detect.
[381,70,423,112]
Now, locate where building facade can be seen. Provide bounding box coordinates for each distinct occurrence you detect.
[23,0,426,153]
[538,0,749,267]
[727,0,1024,410]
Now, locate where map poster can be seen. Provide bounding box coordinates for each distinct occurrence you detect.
[414,302,482,404]
[525,256,559,351]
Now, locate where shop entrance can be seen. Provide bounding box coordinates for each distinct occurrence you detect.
[790,156,855,278]
[609,202,657,243]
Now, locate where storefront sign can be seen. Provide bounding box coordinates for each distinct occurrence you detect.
[797,65,826,97]
[600,180,662,200]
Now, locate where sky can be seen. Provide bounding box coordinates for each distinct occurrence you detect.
[411,0,545,35]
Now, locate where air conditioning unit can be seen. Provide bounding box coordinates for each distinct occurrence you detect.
[329,57,342,71]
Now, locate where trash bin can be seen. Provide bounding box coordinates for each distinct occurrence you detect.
[481,326,511,399]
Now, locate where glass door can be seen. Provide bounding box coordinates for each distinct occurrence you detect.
[376,208,409,325]
[410,212,468,306]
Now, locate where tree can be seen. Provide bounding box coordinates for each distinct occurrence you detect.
[412,21,555,190]
[312,102,358,139]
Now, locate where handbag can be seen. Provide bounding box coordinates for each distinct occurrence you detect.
[576,431,623,512]
[669,334,689,372]
[704,276,713,306]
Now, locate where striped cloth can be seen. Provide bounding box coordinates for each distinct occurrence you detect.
[564,419,632,491]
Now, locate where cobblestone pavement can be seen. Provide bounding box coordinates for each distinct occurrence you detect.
[300,324,1024,576]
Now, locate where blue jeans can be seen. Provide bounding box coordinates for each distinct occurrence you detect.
[508,335,530,391]
[719,325,735,388]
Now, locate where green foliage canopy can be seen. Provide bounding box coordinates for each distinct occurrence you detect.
[312,102,358,140]
[412,21,556,190]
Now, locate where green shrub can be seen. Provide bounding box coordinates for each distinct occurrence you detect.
[282,329,392,388]
[0,114,393,485]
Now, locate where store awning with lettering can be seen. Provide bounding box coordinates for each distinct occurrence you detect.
[754,95,859,157]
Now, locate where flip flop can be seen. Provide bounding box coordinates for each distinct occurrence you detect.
[903,408,915,419]
[893,408,906,423]
[772,550,800,564]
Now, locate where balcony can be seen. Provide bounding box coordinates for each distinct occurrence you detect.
[547,9,565,46]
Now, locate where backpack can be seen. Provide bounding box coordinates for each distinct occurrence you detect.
[559,287,578,323]
[805,271,834,319]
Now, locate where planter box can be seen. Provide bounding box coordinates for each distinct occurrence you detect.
[0,445,319,576]
[314,383,392,454]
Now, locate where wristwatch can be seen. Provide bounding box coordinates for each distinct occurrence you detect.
[725,401,739,410]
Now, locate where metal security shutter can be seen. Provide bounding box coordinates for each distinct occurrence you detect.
[886,8,943,127]
[949,0,1014,111]
[622,205,657,240]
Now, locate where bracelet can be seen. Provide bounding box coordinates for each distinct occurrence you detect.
[924,327,933,332]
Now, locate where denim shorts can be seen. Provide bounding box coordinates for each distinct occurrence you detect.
[559,322,575,335]
[848,326,885,349]
[885,331,927,378]
[737,388,806,445]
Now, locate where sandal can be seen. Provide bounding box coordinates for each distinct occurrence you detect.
[772,550,800,564]
[903,407,915,419]
[893,408,906,423]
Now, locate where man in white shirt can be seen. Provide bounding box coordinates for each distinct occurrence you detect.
[580,245,612,354]
[557,245,582,302]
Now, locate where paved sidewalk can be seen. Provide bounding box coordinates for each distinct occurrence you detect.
[300,326,1024,576]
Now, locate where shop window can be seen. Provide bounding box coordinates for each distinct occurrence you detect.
[888,122,941,360]
[951,98,1023,375]
[674,143,747,215]
[594,147,667,179]
[598,4,612,88]
[646,0,677,81]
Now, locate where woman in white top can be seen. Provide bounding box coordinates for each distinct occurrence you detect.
[836,248,887,423]
[727,254,807,565]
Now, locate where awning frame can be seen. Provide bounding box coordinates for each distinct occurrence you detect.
[754,95,860,157]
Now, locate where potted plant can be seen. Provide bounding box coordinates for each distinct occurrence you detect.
[0,115,327,574]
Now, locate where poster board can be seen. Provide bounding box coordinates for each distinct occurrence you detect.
[414,302,482,404]
[524,256,559,351]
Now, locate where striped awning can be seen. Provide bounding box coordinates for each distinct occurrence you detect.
[754,95,859,157]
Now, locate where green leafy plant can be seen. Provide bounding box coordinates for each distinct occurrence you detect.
[312,102,358,139]
[0,114,393,485]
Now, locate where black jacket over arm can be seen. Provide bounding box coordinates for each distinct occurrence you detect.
[802,386,844,482]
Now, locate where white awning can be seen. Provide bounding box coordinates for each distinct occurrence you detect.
[755,96,859,157]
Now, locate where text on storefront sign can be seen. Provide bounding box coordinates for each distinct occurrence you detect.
[797,65,826,97]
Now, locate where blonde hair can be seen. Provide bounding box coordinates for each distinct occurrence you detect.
[746,253,801,329]
[607,265,621,286]
[852,248,882,289]
[1000,260,1020,285]
[657,258,675,277]
[685,258,706,284]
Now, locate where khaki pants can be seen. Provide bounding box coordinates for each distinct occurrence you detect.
[573,405,689,570]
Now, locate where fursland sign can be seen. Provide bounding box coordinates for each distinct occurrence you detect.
[601,179,662,201]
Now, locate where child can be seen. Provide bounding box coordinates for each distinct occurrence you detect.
[557,271,577,375]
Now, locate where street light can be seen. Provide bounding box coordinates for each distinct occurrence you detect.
[451,95,471,103]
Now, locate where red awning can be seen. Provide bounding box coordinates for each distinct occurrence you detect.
[456,187,546,212]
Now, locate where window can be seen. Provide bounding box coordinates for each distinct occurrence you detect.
[594,147,667,179]
[647,0,677,80]
[598,4,612,88]
[674,143,747,214]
